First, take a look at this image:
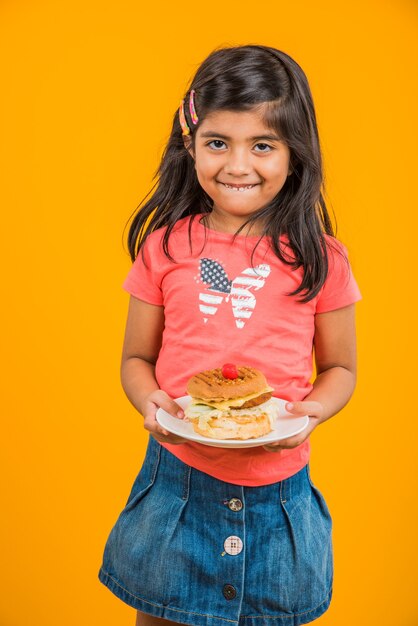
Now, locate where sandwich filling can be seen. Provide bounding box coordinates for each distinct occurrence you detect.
[188,385,274,411]
[185,398,278,434]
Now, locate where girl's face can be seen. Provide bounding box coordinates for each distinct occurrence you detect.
[186,106,291,233]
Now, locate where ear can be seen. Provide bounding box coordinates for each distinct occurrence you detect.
[183,135,195,159]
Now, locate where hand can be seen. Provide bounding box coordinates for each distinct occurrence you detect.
[263,401,324,453]
[141,390,188,445]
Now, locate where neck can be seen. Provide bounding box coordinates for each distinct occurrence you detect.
[203,211,265,237]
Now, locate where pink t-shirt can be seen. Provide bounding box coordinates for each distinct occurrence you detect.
[122,214,362,486]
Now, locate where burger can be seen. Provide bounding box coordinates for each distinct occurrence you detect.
[184,364,278,440]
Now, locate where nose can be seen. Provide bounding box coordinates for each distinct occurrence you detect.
[223,148,252,177]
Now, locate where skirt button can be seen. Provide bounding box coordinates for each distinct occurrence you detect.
[223,584,237,600]
[224,535,243,555]
[228,497,243,511]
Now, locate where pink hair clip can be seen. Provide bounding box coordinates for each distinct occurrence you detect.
[179,99,190,136]
[189,89,199,125]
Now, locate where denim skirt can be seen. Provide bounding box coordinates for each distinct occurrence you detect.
[99,436,333,626]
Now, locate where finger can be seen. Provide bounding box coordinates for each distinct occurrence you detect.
[274,424,314,449]
[144,415,187,442]
[151,433,187,445]
[166,435,188,444]
[285,401,322,417]
[263,444,282,452]
[157,397,185,419]
[273,436,304,449]
[143,415,171,436]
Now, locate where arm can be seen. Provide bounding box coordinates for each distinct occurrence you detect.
[263,303,357,451]
[121,295,187,444]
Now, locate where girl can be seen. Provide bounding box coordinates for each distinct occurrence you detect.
[99,44,361,626]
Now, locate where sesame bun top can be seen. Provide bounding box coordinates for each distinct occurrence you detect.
[186,366,268,401]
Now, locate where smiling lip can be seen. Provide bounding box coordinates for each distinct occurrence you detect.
[219,182,259,187]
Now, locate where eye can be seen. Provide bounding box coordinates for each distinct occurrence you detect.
[207,140,226,150]
[254,143,273,152]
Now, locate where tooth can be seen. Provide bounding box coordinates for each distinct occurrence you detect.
[223,183,254,190]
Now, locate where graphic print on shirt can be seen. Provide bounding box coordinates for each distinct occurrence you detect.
[194,258,271,329]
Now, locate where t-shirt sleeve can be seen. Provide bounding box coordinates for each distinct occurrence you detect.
[122,234,164,305]
[315,239,362,313]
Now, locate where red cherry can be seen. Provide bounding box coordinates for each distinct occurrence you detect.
[222,363,239,379]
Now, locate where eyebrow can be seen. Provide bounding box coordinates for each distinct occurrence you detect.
[199,131,282,142]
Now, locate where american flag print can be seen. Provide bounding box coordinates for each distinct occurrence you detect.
[194,258,271,329]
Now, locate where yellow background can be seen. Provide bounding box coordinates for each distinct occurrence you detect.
[1,1,417,625]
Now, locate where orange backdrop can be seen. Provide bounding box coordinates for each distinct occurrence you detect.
[1,1,417,625]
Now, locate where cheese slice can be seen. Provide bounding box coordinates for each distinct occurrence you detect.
[190,386,274,411]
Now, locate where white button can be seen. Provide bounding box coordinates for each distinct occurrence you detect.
[224,535,243,555]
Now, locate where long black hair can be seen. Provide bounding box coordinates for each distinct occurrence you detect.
[125,44,340,302]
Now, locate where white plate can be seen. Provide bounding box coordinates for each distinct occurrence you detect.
[156,396,309,449]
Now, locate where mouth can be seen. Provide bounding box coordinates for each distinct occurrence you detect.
[219,182,259,192]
